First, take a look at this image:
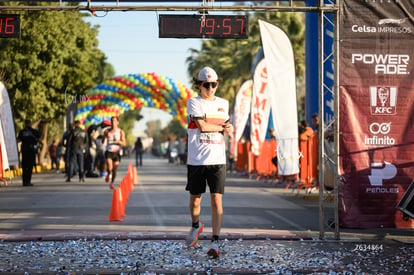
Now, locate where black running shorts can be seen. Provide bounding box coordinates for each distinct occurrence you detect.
[105,151,121,162]
[186,165,226,195]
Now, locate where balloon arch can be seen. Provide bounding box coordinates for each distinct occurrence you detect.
[75,72,197,128]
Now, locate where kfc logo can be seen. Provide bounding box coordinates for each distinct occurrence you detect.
[370,86,397,115]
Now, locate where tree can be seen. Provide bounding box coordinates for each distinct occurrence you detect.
[118,109,144,146]
[186,3,305,112]
[165,119,186,141]
[0,3,110,165]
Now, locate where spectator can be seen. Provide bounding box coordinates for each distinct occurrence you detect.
[177,137,187,165]
[299,120,314,141]
[62,123,75,178]
[17,119,41,186]
[66,120,88,182]
[267,128,276,140]
[311,113,319,132]
[48,139,59,172]
[134,137,144,167]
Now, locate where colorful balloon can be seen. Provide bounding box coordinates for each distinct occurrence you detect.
[75,73,197,128]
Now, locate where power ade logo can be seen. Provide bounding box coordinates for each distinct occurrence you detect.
[370,86,397,115]
[364,122,395,147]
[351,18,411,34]
[352,53,409,75]
[367,162,398,193]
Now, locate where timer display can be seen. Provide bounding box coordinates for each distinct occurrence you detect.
[0,14,20,38]
[159,14,248,39]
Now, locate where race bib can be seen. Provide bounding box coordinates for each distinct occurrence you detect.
[199,132,223,144]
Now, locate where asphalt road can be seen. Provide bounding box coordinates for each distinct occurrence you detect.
[0,154,413,274]
[0,153,411,243]
[0,154,331,234]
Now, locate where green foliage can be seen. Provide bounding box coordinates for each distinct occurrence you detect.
[165,119,187,140]
[146,118,162,134]
[145,119,163,150]
[0,5,108,131]
[119,109,144,146]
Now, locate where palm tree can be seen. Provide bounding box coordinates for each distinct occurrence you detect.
[186,3,305,110]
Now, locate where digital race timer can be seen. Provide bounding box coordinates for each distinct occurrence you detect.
[0,14,20,38]
[159,14,248,39]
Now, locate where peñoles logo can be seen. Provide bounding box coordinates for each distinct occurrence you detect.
[367,162,398,194]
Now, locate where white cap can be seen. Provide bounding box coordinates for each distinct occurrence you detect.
[197,67,218,82]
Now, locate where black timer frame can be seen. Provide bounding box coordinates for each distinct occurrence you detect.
[159,14,248,39]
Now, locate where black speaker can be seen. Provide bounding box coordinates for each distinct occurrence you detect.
[396,180,414,220]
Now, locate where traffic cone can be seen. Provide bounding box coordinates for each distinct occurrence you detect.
[126,162,133,185]
[108,188,123,222]
[120,177,130,204]
[133,166,138,185]
[118,186,126,217]
[126,174,133,193]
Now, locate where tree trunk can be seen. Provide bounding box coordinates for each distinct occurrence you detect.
[38,121,49,167]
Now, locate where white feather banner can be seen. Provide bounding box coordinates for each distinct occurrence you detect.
[259,20,299,175]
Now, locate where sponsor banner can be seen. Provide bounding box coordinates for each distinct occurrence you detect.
[250,59,270,156]
[259,20,299,175]
[0,82,19,167]
[339,0,414,228]
[232,80,252,158]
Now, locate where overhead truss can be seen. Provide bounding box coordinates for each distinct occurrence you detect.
[0,1,338,12]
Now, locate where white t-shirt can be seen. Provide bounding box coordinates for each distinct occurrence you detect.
[186,96,229,165]
[106,128,122,153]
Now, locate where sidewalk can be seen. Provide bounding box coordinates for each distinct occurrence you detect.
[0,155,412,274]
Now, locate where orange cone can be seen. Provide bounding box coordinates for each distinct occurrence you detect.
[118,186,126,217]
[121,177,130,203]
[127,175,134,192]
[126,162,134,183]
[133,166,138,185]
[108,188,123,222]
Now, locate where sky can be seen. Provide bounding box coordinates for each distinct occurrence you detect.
[83,8,201,135]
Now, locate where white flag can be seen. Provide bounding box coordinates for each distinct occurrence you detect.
[250,59,271,156]
[0,82,19,167]
[231,80,253,158]
[259,20,299,175]
[233,80,253,143]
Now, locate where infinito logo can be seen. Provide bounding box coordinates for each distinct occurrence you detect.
[370,86,397,115]
[369,122,391,135]
[364,122,395,147]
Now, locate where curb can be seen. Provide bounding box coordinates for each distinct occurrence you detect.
[0,229,312,242]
